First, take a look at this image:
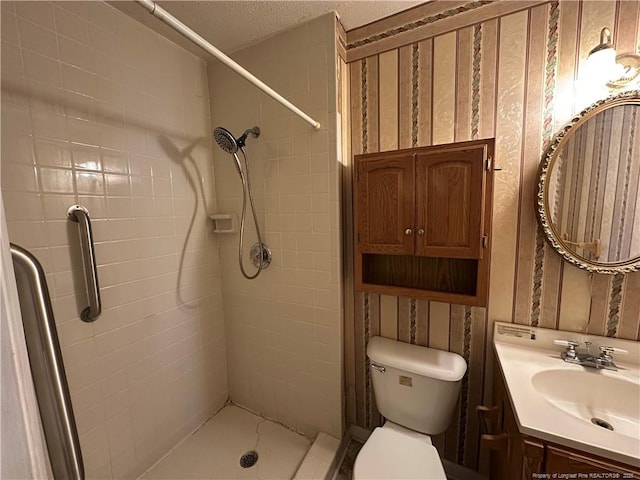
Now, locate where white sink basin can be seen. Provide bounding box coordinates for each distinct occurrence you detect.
[493,322,640,467]
[531,369,640,440]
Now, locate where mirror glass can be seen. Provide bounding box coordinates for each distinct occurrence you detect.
[538,92,640,273]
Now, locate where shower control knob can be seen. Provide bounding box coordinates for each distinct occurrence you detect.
[405,228,412,236]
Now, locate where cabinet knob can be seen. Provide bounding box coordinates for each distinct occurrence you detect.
[417,228,425,236]
[405,228,412,236]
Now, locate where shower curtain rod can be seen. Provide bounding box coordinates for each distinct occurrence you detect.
[135,0,321,130]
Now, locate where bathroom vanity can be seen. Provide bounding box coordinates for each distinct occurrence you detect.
[482,322,640,480]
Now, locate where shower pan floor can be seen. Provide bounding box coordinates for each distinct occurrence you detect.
[141,405,311,479]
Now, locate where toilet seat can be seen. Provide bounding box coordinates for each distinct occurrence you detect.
[353,426,447,479]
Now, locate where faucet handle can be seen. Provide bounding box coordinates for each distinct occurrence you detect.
[599,346,628,356]
[553,340,580,347]
[554,340,579,359]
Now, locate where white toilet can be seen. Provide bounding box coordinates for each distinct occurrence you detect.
[353,336,468,479]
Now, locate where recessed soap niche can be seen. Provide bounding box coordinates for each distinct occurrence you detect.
[209,214,238,233]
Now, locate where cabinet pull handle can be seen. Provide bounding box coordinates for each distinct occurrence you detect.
[417,228,425,236]
[405,228,412,235]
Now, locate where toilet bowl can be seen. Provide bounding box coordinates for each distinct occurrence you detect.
[352,336,467,480]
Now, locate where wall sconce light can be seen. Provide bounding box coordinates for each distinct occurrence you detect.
[587,27,640,89]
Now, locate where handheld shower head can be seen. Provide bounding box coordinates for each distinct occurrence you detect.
[213,126,261,178]
[213,126,260,153]
[213,127,238,154]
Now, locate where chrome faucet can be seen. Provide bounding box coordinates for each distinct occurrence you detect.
[554,340,627,371]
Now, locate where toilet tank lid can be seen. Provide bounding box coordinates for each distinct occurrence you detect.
[367,336,467,381]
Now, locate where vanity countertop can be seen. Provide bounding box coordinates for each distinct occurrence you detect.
[493,321,640,467]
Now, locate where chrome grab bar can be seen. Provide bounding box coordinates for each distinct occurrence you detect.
[66,205,101,322]
[10,244,85,480]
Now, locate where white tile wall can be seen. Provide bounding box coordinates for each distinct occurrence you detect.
[207,14,343,439]
[1,2,227,478]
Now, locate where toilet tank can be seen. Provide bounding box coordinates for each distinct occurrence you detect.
[367,336,467,435]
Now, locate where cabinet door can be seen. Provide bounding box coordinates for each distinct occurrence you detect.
[546,446,640,477]
[355,153,415,255]
[415,144,486,258]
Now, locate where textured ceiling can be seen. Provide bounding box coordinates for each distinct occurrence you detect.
[113,1,424,56]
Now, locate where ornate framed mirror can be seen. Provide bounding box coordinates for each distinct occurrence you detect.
[536,90,640,274]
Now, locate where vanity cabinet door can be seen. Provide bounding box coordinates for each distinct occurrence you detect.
[546,445,640,478]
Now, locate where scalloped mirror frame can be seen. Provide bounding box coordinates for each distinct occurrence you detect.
[536,89,640,274]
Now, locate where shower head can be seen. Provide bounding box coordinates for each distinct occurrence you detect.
[213,126,261,154]
[214,127,239,154]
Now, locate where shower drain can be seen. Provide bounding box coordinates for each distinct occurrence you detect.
[239,450,259,468]
[591,417,614,431]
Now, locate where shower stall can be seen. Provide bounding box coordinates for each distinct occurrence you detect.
[0,1,343,478]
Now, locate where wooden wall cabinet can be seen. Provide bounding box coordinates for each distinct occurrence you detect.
[354,139,495,306]
[481,363,640,480]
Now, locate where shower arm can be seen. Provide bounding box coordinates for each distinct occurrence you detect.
[135,0,321,130]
